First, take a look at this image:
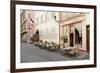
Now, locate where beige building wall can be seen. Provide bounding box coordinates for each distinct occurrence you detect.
[34,11,60,44]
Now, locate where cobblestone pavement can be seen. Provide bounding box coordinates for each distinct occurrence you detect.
[21,43,89,63]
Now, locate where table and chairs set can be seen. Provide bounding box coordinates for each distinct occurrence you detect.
[32,40,80,58]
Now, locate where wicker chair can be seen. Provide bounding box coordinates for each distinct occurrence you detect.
[41,41,47,49]
[49,42,58,51]
[68,47,79,56]
[38,40,43,47]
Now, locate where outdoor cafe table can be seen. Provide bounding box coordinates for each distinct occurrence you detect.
[61,47,76,54]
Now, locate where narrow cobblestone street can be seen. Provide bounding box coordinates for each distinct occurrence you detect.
[21,43,89,63]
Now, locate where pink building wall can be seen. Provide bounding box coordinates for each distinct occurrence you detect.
[25,11,35,34]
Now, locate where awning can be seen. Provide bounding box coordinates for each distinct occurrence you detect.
[21,30,27,35]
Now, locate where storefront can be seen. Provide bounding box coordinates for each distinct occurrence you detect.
[60,14,88,51]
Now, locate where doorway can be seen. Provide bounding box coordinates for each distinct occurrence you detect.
[70,33,74,47]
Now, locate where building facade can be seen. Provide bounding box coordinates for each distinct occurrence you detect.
[20,10,90,52]
[34,11,60,44]
[59,12,90,52]
[21,10,35,43]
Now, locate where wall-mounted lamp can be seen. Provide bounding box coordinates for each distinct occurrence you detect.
[54,16,58,22]
[54,16,60,44]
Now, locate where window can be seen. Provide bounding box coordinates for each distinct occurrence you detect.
[40,14,45,23]
[20,10,25,24]
[36,18,39,25]
[41,15,43,23]
[46,12,50,21]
